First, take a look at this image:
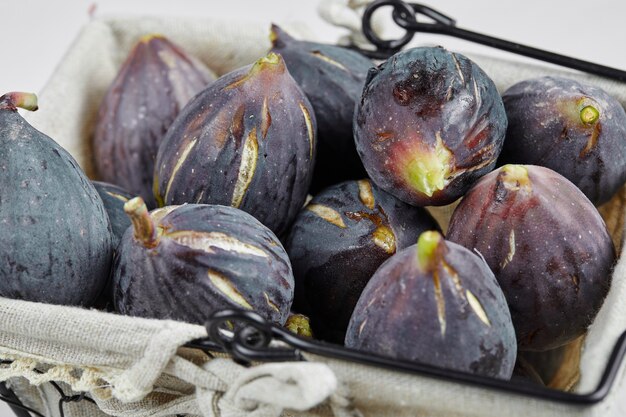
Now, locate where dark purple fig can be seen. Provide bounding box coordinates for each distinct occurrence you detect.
[92,181,133,248]
[154,52,316,236]
[93,34,215,208]
[346,231,517,378]
[511,357,545,386]
[113,197,294,325]
[517,335,584,390]
[499,76,626,206]
[447,164,616,351]
[285,179,440,343]
[270,25,372,192]
[354,46,507,206]
[0,93,112,306]
[91,181,134,310]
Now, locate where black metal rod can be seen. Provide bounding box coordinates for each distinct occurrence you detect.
[360,0,626,82]
[0,382,42,417]
[404,22,626,82]
[200,309,626,406]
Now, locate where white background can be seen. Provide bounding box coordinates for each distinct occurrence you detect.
[1,0,625,416]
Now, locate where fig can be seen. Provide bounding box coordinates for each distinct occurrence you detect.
[93,34,215,208]
[517,336,584,389]
[0,93,112,306]
[285,179,440,343]
[154,53,315,236]
[113,198,294,325]
[447,164,616,351]
[92,181,133,248]
[270,25,372,191]
[498,76,626,206]
[345,231,517,378]
[354,46,507,206]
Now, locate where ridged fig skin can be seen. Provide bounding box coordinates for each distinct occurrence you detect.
[447,165,616,351]
[285,179,440,343]
[0,108,112,306]
[93,34,215,208]
[92,181,133,248]
[114,204,294,325]
[499,76,626,206]
[354,46,507,206]
[154,53,316,236]
[270,25,372,191]
[345,234,517,379]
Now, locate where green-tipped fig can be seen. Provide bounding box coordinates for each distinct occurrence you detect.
[270,25,373,191]
[447,165,616,351]
[0,92,112,306]
[93,34,215,208]
[154,52,316,236]
[346,231,517,378]
[113,199,294,325]
[285,179,440,343]
[499,76,626,206]
[354,46,507,206]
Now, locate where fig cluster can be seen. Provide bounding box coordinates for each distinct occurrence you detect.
[1,26,623,388]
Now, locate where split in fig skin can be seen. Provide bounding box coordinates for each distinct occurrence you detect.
[346,231,517,379]
[0,92,112,306]
[154,52,316,237]
[285,179,440,343]
[270,25,373,192]
[113,197,294,326]
[93,34,215,208]
[499,76,626,206]
[447,164,616,351]
[354,46,507,206]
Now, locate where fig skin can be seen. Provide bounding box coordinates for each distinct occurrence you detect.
[113,199,294,325]
[93,34,215,208]
[345,231,517,379]
[499,76,626,206]
[447,164,616,351]
[92,181,133,249]
[0,93,112,306]
[285,179,440,343]
[270,25,372,192]
[354,46,507,206]
[154,53,316,237]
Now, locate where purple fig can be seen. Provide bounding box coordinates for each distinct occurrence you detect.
[447,165,616,351]
[154,52,316,236]
[92,181,133,248]
[346,231,517,378]
[93,34,215,208]
[270,25,373,191]
[0,92,112,306]
[285,179,440,343]
[499,76,626,206]
[354,46,507,206]
[113,198,294,325]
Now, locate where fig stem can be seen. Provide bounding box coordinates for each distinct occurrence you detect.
[124,197,159,248]
[0,92,38,112]
[501,165,532,192]
[285,314,314,338]
[580,105,600,124]
[417,231,444,271]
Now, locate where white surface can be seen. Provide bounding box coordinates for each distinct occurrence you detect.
[0,1,625,416]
